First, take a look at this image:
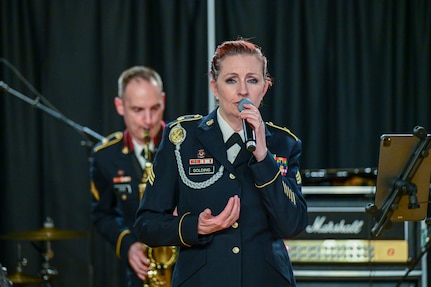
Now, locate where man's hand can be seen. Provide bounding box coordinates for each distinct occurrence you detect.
[128,242,150,281]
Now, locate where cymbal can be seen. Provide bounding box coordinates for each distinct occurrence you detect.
[0,227,87,241]
[7,271,44,284]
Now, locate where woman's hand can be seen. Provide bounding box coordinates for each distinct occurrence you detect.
[239,102,267,161]
[197,195,240,235]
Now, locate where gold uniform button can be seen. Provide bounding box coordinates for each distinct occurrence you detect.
[232,247,240,254]
[229,173,236,180]
[232,222,239,229]
[121,194,127,200]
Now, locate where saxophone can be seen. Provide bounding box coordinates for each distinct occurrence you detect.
[140,129,178,287]
[139,129,153,201]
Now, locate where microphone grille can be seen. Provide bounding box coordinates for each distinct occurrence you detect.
[238,98,254,112]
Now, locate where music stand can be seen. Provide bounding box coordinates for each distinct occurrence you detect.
[366,126,431,238]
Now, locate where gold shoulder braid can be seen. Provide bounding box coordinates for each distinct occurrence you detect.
[266,122,299,141]
[168,114,203,128]
[93,132,122,153]
[168,114,202,145]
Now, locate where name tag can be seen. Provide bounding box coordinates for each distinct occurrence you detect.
[114,183,132,194]
[189,166,215,175]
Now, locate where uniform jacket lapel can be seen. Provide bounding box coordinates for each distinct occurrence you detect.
[196,109,254,171]
[233,145,250,166]
[196,110,236,173]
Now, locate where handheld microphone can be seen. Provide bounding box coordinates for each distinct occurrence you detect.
[238,98,256,152]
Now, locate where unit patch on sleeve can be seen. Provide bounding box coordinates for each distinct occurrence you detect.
[273,154,288,176]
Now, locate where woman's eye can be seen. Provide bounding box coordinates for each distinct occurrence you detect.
[225,78,237,84]
[247,78,258,84]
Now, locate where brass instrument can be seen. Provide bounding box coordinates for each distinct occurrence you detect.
[142,129,153,163]
[139,162,152,201]
[139,129,153,201]
[139,129,178,287]
[144,245,178,287]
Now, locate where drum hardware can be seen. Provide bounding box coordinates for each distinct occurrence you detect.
[7,260,45,286]
[0,217,87,241]
[8,272,44,286]
[35,240,58,284]
[6,244,45,286]
[0,217,87,286]
[1,263,12,287]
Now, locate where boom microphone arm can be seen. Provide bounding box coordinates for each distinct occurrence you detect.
[0,81,104,147]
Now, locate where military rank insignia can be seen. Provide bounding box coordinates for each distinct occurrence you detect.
[295,170,302,185]
[273,155,288,176]
[282,181,296,205]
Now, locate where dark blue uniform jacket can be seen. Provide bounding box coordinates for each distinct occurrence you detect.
[90,131,144,263]
[135,109,308,287]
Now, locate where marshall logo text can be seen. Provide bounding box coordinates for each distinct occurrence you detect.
[295,211,404,240]
[306,216,364,234]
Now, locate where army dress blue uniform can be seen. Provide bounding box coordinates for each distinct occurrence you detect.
[134,110,308,287]
[90,126,164,287]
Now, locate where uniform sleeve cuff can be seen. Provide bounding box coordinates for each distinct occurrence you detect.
[179,212,212,247]
[117,230,138,261]
[250,151,280,188]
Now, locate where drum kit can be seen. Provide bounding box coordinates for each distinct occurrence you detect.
[0,217,87,286]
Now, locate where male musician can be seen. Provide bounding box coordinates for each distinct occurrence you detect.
[90,66,166,287]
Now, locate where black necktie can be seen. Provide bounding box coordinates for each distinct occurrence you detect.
[225,133,242,149]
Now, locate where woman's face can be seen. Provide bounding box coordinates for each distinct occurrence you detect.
[210,54,269,127]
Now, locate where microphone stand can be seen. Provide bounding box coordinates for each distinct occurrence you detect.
[1,78,104,287]
[1,80,103,287]
[0,81,104,147]
[395,227,431,287]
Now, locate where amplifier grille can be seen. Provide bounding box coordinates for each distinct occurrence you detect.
[285,239,408,263]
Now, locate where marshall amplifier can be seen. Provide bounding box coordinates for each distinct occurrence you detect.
[286,190,409,263]
[286,211,408,263]
[289,171,427,287]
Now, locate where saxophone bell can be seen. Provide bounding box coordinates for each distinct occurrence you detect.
[143,244,178,287]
